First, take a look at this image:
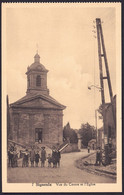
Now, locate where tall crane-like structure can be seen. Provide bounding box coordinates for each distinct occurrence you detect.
[95,18,116,164]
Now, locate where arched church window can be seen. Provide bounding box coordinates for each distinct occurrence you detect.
[36,75,41,86]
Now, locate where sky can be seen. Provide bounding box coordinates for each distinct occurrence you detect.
[4,4,117,129]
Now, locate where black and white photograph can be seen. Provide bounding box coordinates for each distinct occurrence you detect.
[2,2,122,193]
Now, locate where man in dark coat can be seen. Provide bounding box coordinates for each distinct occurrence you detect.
[8,146,14,167]
[22,148,29,167]
[52,149,58,168]
[41,147,46,167]
[35,151,40,167]
[56,150,61,168]
[13,147,18,167]
[30,146,35,167]
[22,149,26,167]
[25,149,29,167]
[95,147,101,165]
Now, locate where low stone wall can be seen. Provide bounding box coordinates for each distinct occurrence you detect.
[62,143,79,153]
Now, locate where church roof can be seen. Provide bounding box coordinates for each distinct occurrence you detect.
[10,93,66,110]
[34,53,40,58]
[29,62,48,71]
[26,53,48,73]
[11,53,66,110]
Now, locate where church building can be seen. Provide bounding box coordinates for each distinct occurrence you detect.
[9,53,66,148]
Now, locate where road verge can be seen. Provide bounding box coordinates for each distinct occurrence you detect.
[75,152,116,180]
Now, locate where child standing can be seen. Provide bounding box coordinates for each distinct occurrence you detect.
[47,154,52,168]
[35,151,40,167]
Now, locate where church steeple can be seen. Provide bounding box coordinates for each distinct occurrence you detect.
[26,53,49,95]
[34,53,40,63]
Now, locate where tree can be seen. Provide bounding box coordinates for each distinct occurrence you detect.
[69,130,78,143]
[97,104,103,120]
[63,122,78,143]
[78,123,96,147]
[63,122,71,141]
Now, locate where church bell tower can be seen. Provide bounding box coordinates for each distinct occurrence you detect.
[26,53,49,95]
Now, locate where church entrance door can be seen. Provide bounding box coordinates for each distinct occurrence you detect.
[35,128,43,143]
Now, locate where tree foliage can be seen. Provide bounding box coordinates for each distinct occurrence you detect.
[78,123,96,147]
[63,122,78,143]
[97,104,103,120]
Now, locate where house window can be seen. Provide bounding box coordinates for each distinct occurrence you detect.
[36,75,41,86]
[35,128,42,143]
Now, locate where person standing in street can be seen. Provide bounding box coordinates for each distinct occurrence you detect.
[41,147,46,167]
[22,148,26,167]
[87,146,90,153]
[25,149,29,167]
[52,148,57,168]
[8,146,14,167]
[30,146,35,167]
[35,151,40,167]
[95,147,101,166]
[13,147,18,167]
[47,154,52,168]
[56,150,61,168]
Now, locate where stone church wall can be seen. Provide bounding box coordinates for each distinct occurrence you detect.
[9,107,63,147]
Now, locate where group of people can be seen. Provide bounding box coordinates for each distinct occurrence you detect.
[8,145,61,168]
[22,146,61,168]
[28,146,47,168]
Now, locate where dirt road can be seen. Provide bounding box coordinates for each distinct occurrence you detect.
[7,150,116,183]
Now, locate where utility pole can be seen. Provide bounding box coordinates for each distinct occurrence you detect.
[96,18,115,165]
[95,109,98,147]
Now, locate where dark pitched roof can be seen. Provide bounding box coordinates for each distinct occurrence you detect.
[10,93,66,110]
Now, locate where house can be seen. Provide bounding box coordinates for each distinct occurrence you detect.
[88,139,96,150]
[97,127,104,149]
[104,95,116,149]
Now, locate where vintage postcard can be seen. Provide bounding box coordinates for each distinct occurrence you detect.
[2,2,122,193]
